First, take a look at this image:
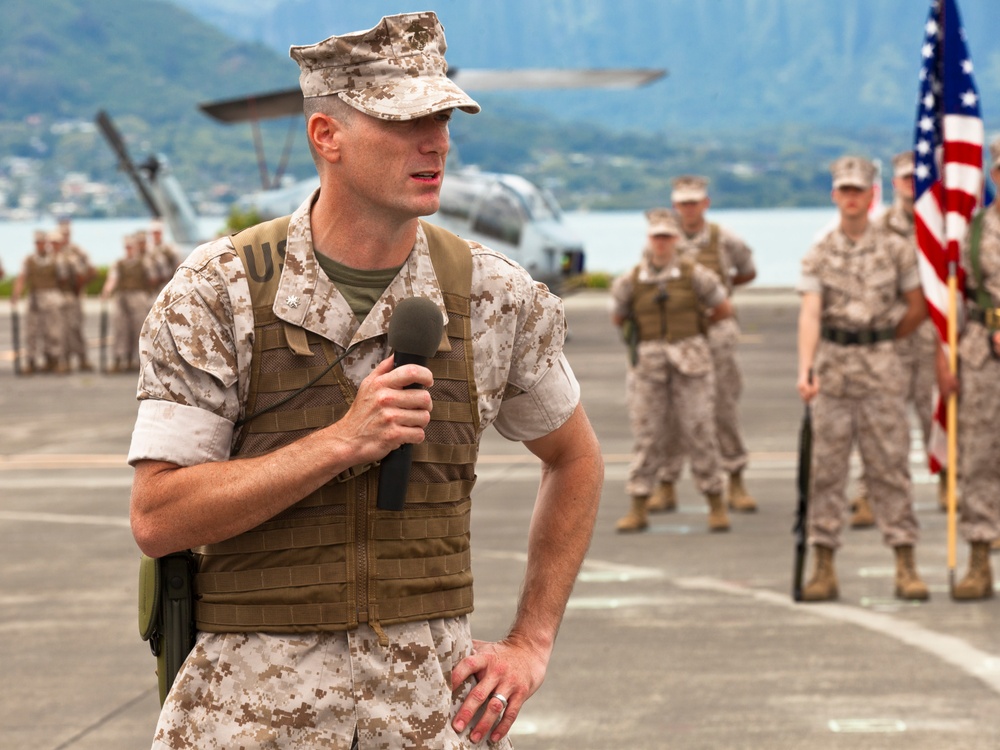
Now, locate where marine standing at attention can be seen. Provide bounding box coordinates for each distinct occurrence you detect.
[936,136,1000,600]
[653,175,758,514]
[850,151,942,527]
[796,155,929,602]
[612,210,733,533]
[127,12,603,749]
[12,230,70,374]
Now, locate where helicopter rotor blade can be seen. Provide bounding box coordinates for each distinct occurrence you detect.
[95,110,162,217]
[197,67,666,125]
[448,68,667,90]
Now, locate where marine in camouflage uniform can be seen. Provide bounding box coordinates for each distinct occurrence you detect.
[940,137,1000,600]
[101,232,157,373]
[148,219,180,291]
[796,156,930,602]
[655,176,758,514]
[56,219,96,372]
[611,211,732,533]
[12,230,70,374]
[851,151,942,528]
[127,13,603,750]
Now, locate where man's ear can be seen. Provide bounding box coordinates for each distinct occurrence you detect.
[308,112,343,164]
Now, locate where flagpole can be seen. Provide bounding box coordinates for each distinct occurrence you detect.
[946,265,958,593]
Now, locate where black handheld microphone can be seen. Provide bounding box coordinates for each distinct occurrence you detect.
[376,296,444,511]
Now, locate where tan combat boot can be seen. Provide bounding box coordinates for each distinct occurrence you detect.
[802,545,838,601]
[893,545,929,601]
[952,542,994,601]
[647,482,676,513]
[706,492,730,532]
[727,471,757,512]
[616,496,649,533]
[850,492,875,528]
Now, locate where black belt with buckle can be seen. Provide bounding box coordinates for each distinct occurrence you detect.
[969,307,1000,330]
[820,325,895,346]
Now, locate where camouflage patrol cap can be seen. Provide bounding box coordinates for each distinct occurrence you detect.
[830,156,876,189]
[33,229,46,242]
[671,175,709,203]
[891,151,914,178]
[289,11,480,121]
[646,209,680,237]
[990,135,1000,169]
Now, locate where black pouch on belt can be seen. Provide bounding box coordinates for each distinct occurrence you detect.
[138,551,197,706]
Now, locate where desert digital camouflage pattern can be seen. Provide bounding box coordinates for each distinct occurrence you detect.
[611,254,726,497]
[957,206,1000,543]
[797,223,922,550]
[151,619,511,749]
[290,11,480,121]
[830,155,877,190]
[882,199,937,452]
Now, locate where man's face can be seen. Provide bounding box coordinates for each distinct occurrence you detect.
[339,108,452,221]
[832,185,873,220]
[673,198,708,229]
[648,233,677,267]
[892,174,915,202]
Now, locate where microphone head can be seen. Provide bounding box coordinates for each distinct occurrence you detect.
[387,297,444,358]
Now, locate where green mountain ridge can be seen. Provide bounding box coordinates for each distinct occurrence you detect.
[0,0,991,216]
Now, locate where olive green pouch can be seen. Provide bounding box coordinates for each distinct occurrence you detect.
[137,552,197,706]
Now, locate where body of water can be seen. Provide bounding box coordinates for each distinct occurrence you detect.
[0,207,839,289]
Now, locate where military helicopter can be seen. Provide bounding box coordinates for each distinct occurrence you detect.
[98,67,665,292]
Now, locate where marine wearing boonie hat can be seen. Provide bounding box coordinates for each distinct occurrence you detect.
[891,151,915,178]
[830,156,876,189]
[289,11,480,122]
[671,175,709,203]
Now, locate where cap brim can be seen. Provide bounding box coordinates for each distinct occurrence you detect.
[833,178,870,189]
[671,190,707,203]
[339,77,480,121]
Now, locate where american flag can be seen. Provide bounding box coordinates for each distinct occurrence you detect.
[912,0,984,474]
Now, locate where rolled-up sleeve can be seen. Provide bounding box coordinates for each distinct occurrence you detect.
[493,354,580,441]
[128,400,234,467]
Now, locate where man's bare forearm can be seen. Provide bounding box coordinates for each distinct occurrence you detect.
[512,406,603,652]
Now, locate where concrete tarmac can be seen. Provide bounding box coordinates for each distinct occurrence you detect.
[1,290,998,749]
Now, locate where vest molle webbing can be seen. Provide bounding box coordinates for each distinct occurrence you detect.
[631,261,705,343]
[194,217,480,636]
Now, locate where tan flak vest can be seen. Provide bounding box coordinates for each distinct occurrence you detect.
[116,258,149,291]
[631,259,705,343]
[26,256,59,291]
[688,223,726,290]
[194,216,480,638]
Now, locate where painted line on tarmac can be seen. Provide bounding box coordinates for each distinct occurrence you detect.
[0,453,128,470]
[675,576,1000,696]
[0,510,130,527]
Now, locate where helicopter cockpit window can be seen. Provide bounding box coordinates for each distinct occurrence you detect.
[472,186,525,245]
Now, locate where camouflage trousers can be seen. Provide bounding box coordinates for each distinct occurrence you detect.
[625,351,722,497]
[112,291,152,363]
[858,322,937,493]
[958,356,1000,543]
[62,293,88,364]
[808,389,919,550]
[150,617,513,750]
[24,291,67,366]
[660,317,747,478]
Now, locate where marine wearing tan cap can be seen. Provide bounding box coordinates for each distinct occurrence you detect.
[671,175,709,203]
[289,11,480,121]
[830,156,877,190]
[891,151,915,179]
[645,208,680,236]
